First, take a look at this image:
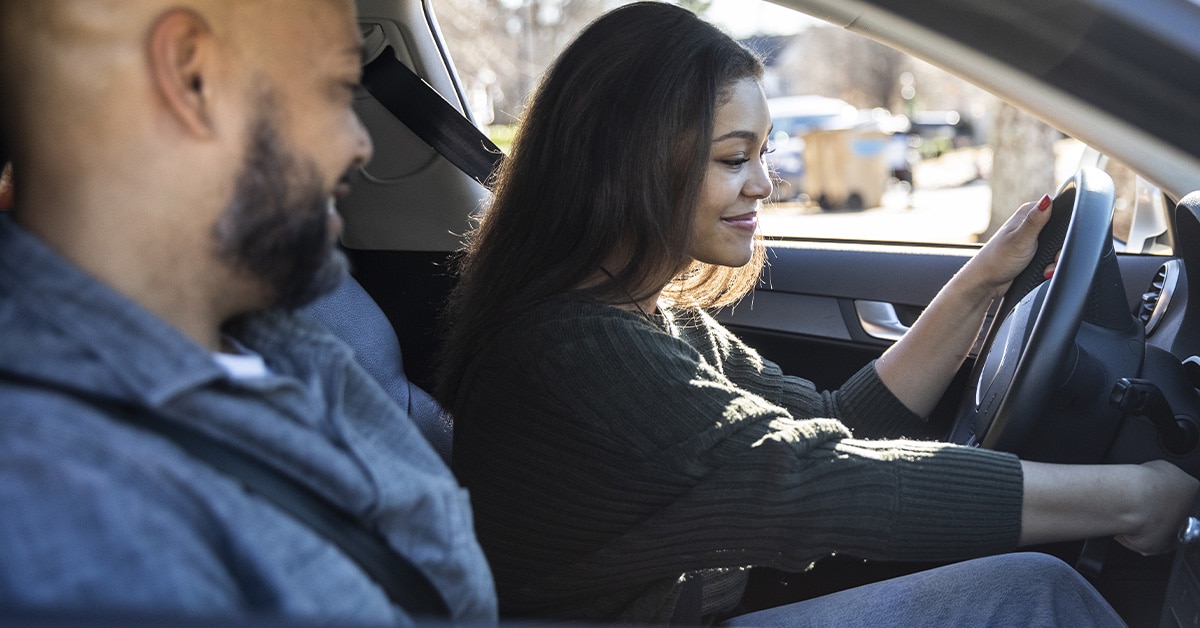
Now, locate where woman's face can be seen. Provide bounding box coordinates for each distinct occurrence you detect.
[688,77,773,268]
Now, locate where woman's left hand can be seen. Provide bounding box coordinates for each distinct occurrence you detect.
[964,194,1055,299]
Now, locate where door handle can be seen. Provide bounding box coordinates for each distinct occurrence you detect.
[855,300,910,341]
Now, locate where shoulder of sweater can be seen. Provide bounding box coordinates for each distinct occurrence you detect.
[511,295,671,339]
[483,297,705,366]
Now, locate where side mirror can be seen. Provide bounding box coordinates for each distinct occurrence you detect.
[1079,147,1171,254]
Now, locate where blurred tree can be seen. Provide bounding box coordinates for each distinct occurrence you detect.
[982,102,1057,241]
[779,25,907,110]
[434,0,616,126]
[675,0,713,15]
[1104,158,1139,246]
[852,39,907,110]
[431,0,515,124]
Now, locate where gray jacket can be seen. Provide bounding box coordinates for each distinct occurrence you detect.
[0,218,497,624]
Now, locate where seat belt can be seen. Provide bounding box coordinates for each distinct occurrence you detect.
[1,371,451,618]
[361,47,504,188]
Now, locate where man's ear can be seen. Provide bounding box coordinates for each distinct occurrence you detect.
[148,8,218,139]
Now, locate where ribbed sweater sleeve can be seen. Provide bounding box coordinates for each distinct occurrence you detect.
[681,309,930,439]
[452,297,1023,623]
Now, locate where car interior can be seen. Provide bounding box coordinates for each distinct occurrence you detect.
[339,0,1200,625]
[5,0,1199,625]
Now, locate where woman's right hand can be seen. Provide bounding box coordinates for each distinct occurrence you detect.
[1115,460,1199,555]
[1020,459,1199,553]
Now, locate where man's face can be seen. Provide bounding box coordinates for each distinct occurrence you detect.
[214,98,350,310]
[217,0,372,310]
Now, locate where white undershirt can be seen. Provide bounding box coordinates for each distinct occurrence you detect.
[213,336,271,380]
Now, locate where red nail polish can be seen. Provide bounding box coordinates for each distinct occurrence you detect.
[1044,269,1054,280]
[1036,195,1052,212]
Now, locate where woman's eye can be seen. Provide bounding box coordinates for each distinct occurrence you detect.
[722,157,751,167]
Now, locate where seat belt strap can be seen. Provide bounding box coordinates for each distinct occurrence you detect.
[362,47,503,188]
[1,371,451,617]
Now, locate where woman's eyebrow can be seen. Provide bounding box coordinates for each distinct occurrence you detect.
[712,130,761,143]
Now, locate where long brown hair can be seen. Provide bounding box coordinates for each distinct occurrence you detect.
[438,2,766,407]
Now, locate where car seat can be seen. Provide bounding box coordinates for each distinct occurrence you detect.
[302,273,454,463]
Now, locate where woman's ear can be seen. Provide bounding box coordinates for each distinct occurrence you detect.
[147,8,218,140]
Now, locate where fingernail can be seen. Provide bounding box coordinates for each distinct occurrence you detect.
[1036,195,1052,212]
[1044,269,1055,280]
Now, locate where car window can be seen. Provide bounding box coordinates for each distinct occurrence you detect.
[433,0,1172,253]
[1079,151,1173,255]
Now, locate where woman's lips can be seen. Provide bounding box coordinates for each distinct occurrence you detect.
[721,211,758,231]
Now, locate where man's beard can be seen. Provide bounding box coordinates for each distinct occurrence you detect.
[214,108,348,311]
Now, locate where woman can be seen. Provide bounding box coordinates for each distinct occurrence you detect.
[439,3,1196,624]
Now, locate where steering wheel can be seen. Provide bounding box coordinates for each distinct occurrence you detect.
[950,167,1136,456]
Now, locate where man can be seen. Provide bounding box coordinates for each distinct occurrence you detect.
[0,0,496,623]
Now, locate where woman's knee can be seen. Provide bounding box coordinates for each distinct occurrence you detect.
[988,552,1084,584]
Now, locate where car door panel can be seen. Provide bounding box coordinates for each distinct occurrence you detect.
[720,240,1170,399]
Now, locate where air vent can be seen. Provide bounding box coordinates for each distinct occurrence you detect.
[1137,259,1181,335]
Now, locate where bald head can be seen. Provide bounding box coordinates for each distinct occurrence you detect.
[0,0,358,167]
[1,1,223,147]
[0,0,372,349]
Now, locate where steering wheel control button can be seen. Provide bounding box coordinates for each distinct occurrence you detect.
[1109,378,1200,455]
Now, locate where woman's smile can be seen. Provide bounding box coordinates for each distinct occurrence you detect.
[720,211,759,232]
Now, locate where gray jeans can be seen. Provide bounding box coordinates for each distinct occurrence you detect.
[724,553,1125,627]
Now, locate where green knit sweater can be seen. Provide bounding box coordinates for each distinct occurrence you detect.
[452,294,1024,623]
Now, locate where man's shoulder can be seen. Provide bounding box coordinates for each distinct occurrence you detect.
[0,378,408,620]
[0,379,232,517]
[0,383,241,611]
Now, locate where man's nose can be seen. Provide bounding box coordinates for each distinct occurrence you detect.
[350,112,374,169]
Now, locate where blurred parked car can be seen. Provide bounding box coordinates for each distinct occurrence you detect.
[765,95,858,201]
[907,110,976,158]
